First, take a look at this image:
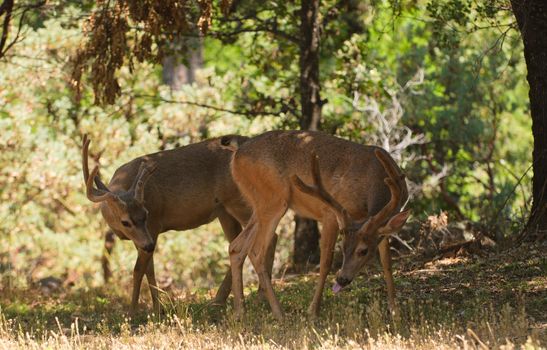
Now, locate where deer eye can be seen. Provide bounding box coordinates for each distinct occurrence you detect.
[357,248,368,257]
[121,220,131,228]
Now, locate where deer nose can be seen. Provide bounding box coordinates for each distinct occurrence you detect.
[143,242,155,253]
[336,276,352,287]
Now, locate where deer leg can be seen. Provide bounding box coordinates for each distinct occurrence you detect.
[102,230,116,283]
[145,254,161,315]
[130,248,153,314]
[308,218,339,317]
[265,232,278,280]
[378,237,398,317]
[229,217,257,319]
[216,213,279,306]
[247,210,285,321]
[254,232,278,303]
[214,212,242,305]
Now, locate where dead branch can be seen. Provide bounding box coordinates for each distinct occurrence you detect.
[0,0,46,60]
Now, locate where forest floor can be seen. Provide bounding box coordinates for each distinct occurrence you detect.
[0,242,545,349]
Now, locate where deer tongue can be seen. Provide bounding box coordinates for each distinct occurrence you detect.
[332,282,343,294]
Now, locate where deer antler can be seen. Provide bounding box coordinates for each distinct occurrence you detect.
[131,161,158,203]
[82,135,115,203]
[292,153,351,230]
[368,149,406,228]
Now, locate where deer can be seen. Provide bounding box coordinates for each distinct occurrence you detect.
[81,134,276,315]
[221,130,410,320]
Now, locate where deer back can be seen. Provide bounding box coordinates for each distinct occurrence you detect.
[101,136,250,236]
[231,130,407,221]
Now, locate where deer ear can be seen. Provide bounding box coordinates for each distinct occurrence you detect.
[378,209,410,236]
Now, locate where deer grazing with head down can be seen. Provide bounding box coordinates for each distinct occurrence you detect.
[82,134,275,314]
[222,130,410,320]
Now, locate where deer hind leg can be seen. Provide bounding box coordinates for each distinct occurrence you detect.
[308,217,339,318]
[247,203,286,321]
[229,216,258,319]
[214,211,243,305]
[102,230,116,283]
[130,248,153,315]
[378,237,398,317]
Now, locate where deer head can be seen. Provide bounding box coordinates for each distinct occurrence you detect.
[293,150,410,292]
[82,135,157,252]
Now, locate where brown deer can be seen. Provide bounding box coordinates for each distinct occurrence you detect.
[222,130,410,320]
[82,134,275,314]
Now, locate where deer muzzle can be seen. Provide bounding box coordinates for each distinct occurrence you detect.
[332,275,353,294]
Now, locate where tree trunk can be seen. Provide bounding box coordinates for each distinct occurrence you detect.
[162,37,203,89]
[511,0,547,241]
[292,0,322,272]
[299,0,322,132]
[162,37,208,140]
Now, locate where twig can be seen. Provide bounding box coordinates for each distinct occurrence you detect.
[467,328,488,350]
[391,234,414,251]
[133,93,286,118]
[491,162,533,237]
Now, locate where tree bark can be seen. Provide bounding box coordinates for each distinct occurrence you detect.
[292,0,322,272]
[162,37,203,89]
[511,0,547,241]
[162,37,208,141]
[299,0,322,132]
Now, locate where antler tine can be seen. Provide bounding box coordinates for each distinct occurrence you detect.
[369,177,402,227]
[374,149,405,183]
[369,150,405,227]
[292,153,351,229]
[82,134,114,203]
[86,165,115,202]
[82,134,90,183]
[132,160,158,203]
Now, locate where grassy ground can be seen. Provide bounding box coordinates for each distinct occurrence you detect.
[0,242,545,349]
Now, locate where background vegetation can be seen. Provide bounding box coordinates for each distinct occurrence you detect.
[0,0,544,348]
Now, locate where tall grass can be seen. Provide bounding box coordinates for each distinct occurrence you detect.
[0,284,542,349]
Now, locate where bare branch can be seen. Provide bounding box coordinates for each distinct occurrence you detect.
[132,93,287,118]
[0,0,14,58]
[351,69,427,162]
[0,0,45,60]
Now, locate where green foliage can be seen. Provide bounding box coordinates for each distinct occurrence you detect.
[0,6,277,290]
[0,0,533,292]
[208,0,531,234]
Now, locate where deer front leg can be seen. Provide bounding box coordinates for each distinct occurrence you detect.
[102,230,116,283]
[214,269,233,306]
[130,248,153,314]
[145,254,160,315]
[378,237,399,317]
[308,218,339,318]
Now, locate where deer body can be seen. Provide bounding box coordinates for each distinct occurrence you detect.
[83,135,253,314]
[104,141,250,234]
[225,130,409,320]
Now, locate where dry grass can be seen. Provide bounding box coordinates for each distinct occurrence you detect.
[0,243,544,349]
